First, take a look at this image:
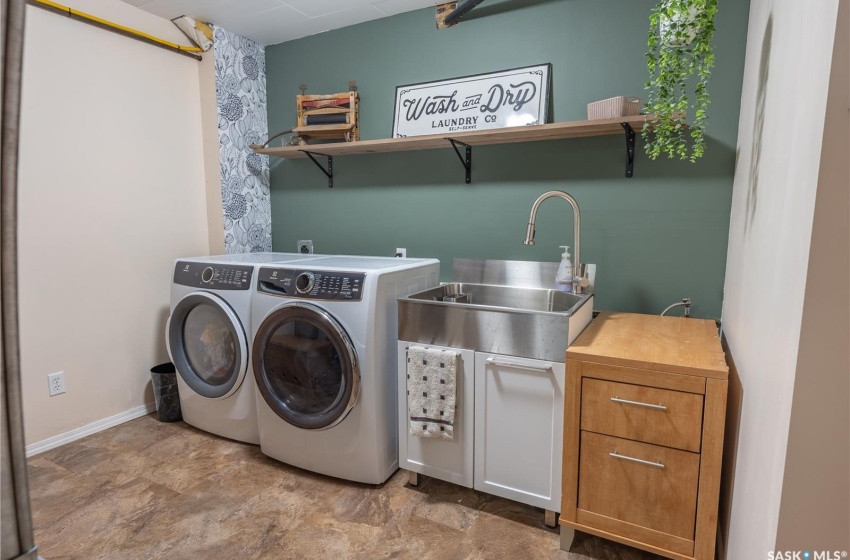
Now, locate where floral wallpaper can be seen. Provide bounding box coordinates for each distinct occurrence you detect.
[213,26,271,254]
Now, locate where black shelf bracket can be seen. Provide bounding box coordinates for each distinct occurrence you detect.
[301,150,333,188]
[621,122,636,178]
[446,138,472,184]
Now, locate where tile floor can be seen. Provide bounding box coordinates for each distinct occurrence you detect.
[28,414,662,559]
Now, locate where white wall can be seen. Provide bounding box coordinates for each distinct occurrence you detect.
[719,0,843,557]
[19,0,210,446]
[775,0,849,549]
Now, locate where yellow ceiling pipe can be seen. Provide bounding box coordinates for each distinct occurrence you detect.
[28,0,205,60]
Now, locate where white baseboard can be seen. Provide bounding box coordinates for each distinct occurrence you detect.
[26,402,156,458]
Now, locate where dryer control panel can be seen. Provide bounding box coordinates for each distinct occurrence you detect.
[257,267,365,301]
[174,261,253,290]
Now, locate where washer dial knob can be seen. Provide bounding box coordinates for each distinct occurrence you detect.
[201,267,215,283]
[295,272,315,294]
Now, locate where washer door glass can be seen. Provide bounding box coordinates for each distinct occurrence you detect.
[184,305,238,385]
[253,303,359,430]
[168,292,248,399]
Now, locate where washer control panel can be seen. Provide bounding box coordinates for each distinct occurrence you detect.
[257,267,365,301]
[174,261,253,290]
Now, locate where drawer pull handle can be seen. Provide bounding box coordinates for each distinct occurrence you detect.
[485,358,552,373]
[610,397,667,410]
[609,452,665,469]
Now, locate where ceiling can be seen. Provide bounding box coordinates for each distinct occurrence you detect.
[122,0,442,46]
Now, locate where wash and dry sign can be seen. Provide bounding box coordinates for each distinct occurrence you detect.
[392,64,551,137]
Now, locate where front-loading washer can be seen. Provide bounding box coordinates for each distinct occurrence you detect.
[166,253,324,444]
[251,255,439,483]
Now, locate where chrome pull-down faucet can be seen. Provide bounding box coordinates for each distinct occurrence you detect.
[523,190,589,294]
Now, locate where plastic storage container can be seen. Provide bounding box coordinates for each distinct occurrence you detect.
[150,362,182,422]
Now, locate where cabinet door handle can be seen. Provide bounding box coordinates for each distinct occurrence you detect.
[609,452,665,469]
[610,397,667,410]
[485,358,552,373]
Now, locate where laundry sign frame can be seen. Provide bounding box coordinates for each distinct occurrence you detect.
[391,63,552,138]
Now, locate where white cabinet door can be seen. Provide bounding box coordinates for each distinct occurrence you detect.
[397,342,475,488]
[473,353,565,511]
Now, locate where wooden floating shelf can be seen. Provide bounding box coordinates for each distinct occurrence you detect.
[254,115,665,186]
[255,115,652,159]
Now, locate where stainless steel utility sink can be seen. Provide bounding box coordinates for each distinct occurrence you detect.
[398,280,594,362]
[404,282,587,314]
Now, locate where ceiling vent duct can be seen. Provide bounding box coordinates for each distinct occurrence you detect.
[171,15,213,52]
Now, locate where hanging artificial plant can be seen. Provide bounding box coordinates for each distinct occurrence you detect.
[644,0,718,162]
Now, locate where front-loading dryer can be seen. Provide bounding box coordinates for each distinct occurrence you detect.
[166,253,323,444]
[251,256,439,483]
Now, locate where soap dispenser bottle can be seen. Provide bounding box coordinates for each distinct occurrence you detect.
[555,246,573,293]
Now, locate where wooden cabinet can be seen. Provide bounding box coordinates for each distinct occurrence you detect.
[561,313,728,560]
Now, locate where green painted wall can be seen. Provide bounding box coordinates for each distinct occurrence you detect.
[265,0,750,319]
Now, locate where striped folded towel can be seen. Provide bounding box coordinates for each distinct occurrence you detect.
[406,345,458,440]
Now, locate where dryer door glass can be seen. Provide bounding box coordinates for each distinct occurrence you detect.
[254,304,359,430]
[168,292,248,399]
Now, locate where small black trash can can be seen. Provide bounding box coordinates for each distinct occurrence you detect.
[150,363,182,422]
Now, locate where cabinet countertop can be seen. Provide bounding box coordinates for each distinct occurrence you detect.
[566,312,728,379]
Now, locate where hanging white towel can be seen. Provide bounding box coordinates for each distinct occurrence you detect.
[406,345,458,439]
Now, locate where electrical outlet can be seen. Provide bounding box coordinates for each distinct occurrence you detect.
[298,240,314,254]
[48,371,65,396]
[395,248,407,258]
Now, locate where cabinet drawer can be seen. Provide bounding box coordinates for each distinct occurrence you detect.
[581,378,704,452]
[578,431,699,543]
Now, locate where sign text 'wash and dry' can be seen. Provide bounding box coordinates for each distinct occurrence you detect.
[392,64,551,138]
